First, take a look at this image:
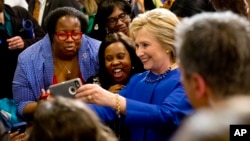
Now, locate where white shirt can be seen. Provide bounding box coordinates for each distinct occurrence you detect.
[38,0,46,25]
[4,0,28,10]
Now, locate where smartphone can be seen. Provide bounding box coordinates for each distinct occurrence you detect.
[11,122,27,133]
[49,78,82,98]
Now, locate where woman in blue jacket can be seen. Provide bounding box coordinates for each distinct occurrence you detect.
[76,8,193,141]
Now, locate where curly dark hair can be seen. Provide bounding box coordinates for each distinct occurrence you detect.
[170,0,215,17]
[44,7,88,42]
[211,0,249,17]
[97,32,144,89]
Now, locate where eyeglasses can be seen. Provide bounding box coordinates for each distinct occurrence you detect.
[55,31,82,41]
[107,13,128,27]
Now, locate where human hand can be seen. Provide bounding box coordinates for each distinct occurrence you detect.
[76,84,116,107]
[38,89,51,101]
[108,84,125,93]
[9,131,27,141]
[7,36,25,50]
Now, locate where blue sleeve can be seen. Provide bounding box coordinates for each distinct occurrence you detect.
[124,82,192,129]
[13,56,38,117]
[88,104,117,123]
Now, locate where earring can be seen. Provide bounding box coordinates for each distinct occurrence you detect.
[132,66,134,70]
[106,28,111,34]
[166,50,170,54]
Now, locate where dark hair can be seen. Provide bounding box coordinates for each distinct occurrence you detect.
[28,96,117,141]
[96,0,131,28]
[90,0,132,40]
[211,0,249,17]
[44,7,88,42]
[170,0,215,17]
[0,0,4,12]
[97,32,144,89]
[176,11,250,98]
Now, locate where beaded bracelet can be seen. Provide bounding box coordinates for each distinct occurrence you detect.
[116,94,121,118]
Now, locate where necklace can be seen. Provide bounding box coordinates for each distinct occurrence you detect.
[63,64,71,75]
[145,63,176,83]
[58,62,72,75]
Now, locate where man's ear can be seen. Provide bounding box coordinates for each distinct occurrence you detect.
[191,73,207,99]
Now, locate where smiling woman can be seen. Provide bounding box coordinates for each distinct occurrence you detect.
[76,8,193,141]
[89,0,132,41]
[87,32,144,93]
[86,32,144,141]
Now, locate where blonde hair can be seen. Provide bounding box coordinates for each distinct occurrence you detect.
[79,0,98,15]
[129,8,180,61]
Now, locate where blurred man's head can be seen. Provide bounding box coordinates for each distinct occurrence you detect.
[175,11,250,108]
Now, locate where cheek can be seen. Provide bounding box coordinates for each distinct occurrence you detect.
[105,61,113,74]
[75,40,82,48]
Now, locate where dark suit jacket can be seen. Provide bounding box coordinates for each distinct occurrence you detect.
[28,0,80,30]
[0,5,45,99]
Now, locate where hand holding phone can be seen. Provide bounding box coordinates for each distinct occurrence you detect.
[49,78,82,98]
[10,122,27,133]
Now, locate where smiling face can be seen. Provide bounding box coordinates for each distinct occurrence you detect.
[106,6,130,35]
[104,42,132,83]
[135,27,169,74]
[52,15,82,60]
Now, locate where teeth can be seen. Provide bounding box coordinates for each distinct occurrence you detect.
[114,69,122,72]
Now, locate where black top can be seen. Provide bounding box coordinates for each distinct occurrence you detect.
[0,5,45,99]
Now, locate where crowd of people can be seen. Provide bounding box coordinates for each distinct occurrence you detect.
[0,0,250,141]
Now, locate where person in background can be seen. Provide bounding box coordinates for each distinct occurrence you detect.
[86,32,144,141]
[169,0,215,20]
[175,11,250,109]
[13,7,100,121]
[76,8,193,141]
[248,0,250,19]
[211,0,249,19]
[4,0,28,10]
[90,0,132,41]
[162,0,175,9]
[28,0,81,30]
[27,96,118,141]
[0,120,27,141]
[0,0,45,100]
[87,32,144,93]
[171,96,250,141]
[76,0,98,35]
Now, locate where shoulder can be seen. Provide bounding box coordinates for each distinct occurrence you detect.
[85,35,101,45]
[11,5,31,19]
[83,35,101,51]
[12,6,28,14]
[129,71,148,82]
[19,35,50,60]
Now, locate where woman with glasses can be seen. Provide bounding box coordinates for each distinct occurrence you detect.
[90,0,132,41]
[12,7,101,121]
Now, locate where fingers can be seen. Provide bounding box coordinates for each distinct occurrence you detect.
[7,36,25,50]
[108,84,125,93]
[39,89,50,100]
[76,84,98,103]
[9,132,26,141]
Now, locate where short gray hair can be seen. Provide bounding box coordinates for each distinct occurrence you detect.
[176,11,250,98]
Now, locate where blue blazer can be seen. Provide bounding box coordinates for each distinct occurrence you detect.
[13,34,101,117]
[90,69,193,141]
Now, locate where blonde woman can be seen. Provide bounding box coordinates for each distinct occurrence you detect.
[76,8,193,141]
[77,0,98,34]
